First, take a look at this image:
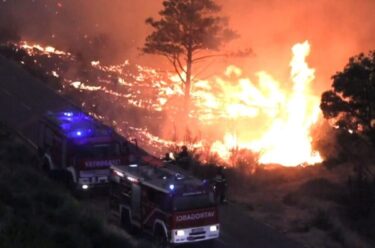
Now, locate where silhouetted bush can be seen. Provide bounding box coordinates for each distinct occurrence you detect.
[340,180,375,241]
[299,178,343,202]
[310,209,333,231]
[282,192,299,206]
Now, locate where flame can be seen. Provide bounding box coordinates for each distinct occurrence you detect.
[198,41,322,166]
[257,41,322,165]
[9,40,322,167]
[19,41,70,56]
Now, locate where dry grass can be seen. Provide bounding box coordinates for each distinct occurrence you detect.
[227,162,375,248]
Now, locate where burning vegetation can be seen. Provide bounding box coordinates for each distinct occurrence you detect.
[1,39,322,167]
[1,0,374,170]
[1,1,375,247]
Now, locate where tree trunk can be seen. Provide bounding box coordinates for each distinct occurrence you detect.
[184,43,193,116]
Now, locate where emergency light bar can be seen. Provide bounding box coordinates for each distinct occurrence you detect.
[46,110,112,139]
[63,112,74,117]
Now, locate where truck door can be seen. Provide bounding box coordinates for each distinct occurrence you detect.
[131,184,141,221]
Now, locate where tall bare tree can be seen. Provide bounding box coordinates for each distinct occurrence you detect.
[143,0,238,112]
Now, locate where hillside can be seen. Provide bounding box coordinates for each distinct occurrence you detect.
[225,135,375,248]
[0,124,132,248]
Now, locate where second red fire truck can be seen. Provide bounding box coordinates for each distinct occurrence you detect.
[109,163,220,247]
[37,110,131,190]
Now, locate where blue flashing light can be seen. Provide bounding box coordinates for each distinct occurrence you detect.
[63,112,74,117]
[49,110,110,140]
[60,123,71,130]
[169,184,175,190]
[68,128,93,138]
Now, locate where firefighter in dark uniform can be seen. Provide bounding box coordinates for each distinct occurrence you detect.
[162,152,173,164]
[177,145,190,170]
[214,166,227,204]
[178,145,189,158]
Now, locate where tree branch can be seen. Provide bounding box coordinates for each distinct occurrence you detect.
[192,48,255,63]
[191,59,217,82]
[176,56,186,74]
[169,57,186,85]
[192,53,228,63]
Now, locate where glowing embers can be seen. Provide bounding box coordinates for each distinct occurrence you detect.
[18,41,71,57]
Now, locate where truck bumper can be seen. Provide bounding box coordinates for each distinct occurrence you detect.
[77,169,110,190]
[171,224,220,244]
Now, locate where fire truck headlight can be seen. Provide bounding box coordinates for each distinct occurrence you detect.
[114,170,124,177]
[210,225,218,232]
[169,184,175,190]
[82,184,89,190]
[176,230,185,236]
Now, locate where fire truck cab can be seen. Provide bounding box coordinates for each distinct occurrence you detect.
[109,163,220,246]
[37,110,130,190]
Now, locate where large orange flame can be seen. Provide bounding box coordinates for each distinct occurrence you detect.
[199,41,322,166]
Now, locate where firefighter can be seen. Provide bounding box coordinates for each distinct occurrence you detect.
[162,152,173,164]
[178,145,189,159]
[176,145,190,170]
[214,166,227,204]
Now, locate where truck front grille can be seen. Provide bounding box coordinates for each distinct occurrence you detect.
[187,229,207,241]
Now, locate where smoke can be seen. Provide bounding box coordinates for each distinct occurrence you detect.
[0,0,374,88]
[219,0,375,92]
[0,0,162,63]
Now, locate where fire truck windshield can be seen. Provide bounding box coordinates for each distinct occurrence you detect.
[173,194,214,211]
[73,143,120,159]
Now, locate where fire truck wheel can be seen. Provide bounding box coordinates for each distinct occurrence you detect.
[121,209,135,234]
[152,226,171,248]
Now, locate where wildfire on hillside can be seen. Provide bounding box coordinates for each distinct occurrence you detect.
[205,41,322,166]
[3,40,322,167]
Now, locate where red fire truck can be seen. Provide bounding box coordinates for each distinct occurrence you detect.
[37,110,130,190]
[109,163,220,247]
